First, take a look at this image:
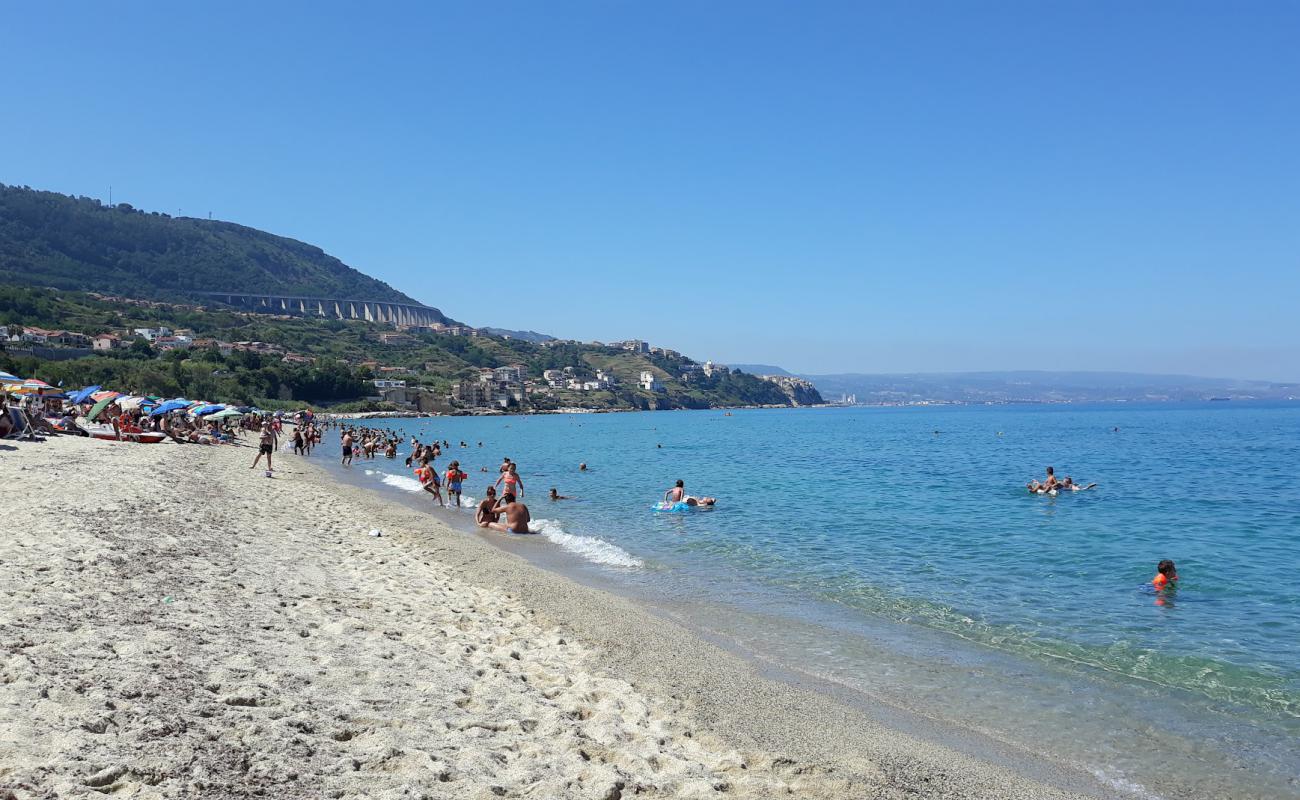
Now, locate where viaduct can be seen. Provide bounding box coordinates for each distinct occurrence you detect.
[198,292,448,327]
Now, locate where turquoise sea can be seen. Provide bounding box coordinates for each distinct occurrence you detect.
[316,403,1300,798]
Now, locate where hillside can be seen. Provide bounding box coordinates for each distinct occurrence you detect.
[0,183,427,307]
[0,287,814,412]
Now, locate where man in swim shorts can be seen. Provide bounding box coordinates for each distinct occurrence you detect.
[341,431,354,466]
[488,492,532,535]
[476,486,500,527]
[251,424,278,471]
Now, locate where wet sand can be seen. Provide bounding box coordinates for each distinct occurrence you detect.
[1,434,1103,798]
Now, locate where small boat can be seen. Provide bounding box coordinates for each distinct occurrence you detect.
[79,423,169,444]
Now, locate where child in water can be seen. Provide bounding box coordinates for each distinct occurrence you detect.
[1153,559,1178,590]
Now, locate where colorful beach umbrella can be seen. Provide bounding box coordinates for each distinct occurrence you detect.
[0,371,22,384]
[209,407,245,420]
[90,390,118,402]
[86,394,120,421]
[11,379,57,394]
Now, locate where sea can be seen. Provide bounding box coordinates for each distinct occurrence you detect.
[310,402,1300,799]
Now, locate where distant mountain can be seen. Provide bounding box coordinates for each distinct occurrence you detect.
[478,327,556,344]
[729,363,794,376]
[0,183,432,308]
[801,370,1300,404]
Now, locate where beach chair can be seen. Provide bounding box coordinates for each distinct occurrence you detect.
[5,406,39,441]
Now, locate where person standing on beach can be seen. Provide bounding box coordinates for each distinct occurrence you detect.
[488,492,532,534]
[251,424,278,471]
[341,430,354,466]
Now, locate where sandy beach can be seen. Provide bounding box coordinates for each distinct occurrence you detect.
[1,434,1101,799]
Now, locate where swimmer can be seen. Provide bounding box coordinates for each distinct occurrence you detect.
[664,479,685,504]
[549,488,572,501]
[1153,559,1178,590]
[1061,476,1098,491]
[579,462,587,471]
[685,496,716,507]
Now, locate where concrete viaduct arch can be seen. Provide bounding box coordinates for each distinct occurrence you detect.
[198,292,447,327]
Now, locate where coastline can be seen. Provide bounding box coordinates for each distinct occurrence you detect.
[2,435,1105,798]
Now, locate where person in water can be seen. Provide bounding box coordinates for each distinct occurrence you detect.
[549,488,571,500]
[476,486,500,527]
[1153,559,1178,590]
[488,492,532,535]
[444,460,466,507]
[665,479,685,504]
[685,496,717,507]
[415,458,444,507]
[495,462,524,499]
[1061,476,1098,491]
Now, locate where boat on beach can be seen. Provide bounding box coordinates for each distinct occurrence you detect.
[77,423,169,444]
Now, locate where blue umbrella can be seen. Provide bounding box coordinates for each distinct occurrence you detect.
[68,385,101,404]
[193,404,226,416]
[149,398,192,417]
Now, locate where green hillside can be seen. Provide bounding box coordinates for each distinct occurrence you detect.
[0,287,816,411]
[0,183,427,307]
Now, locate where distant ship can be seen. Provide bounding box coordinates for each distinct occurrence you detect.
[1209,397,1231,402]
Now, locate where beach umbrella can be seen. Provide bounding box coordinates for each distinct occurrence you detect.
[67,385,101,404]
[149,399,191,417]
[90,390,118,402]
[209,407,245,420]
[0,371,20,384]
[87,394,120,421]
[12,379,58,394]
[117,396,148,411]
[193,404,226,416]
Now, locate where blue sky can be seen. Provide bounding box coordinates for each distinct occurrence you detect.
[3,2,1297,380]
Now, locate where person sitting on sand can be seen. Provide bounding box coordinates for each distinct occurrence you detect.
[549,488,572,501]
[488,492,532,535]
[476,486,500,527]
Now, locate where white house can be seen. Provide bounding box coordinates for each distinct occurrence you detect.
[639,370,662,392]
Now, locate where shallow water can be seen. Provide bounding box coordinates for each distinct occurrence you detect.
[313,403,1300,798]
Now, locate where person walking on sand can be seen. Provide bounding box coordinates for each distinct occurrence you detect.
[495,462,524,499]
[488,492,533,535]
[341,430,354,466]
[251,424,278,471]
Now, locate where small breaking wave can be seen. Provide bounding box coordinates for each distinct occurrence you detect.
[379,472,425,493]
[530,518,643,569]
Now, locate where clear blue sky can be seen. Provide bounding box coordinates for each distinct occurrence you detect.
[3,2,1298,380]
